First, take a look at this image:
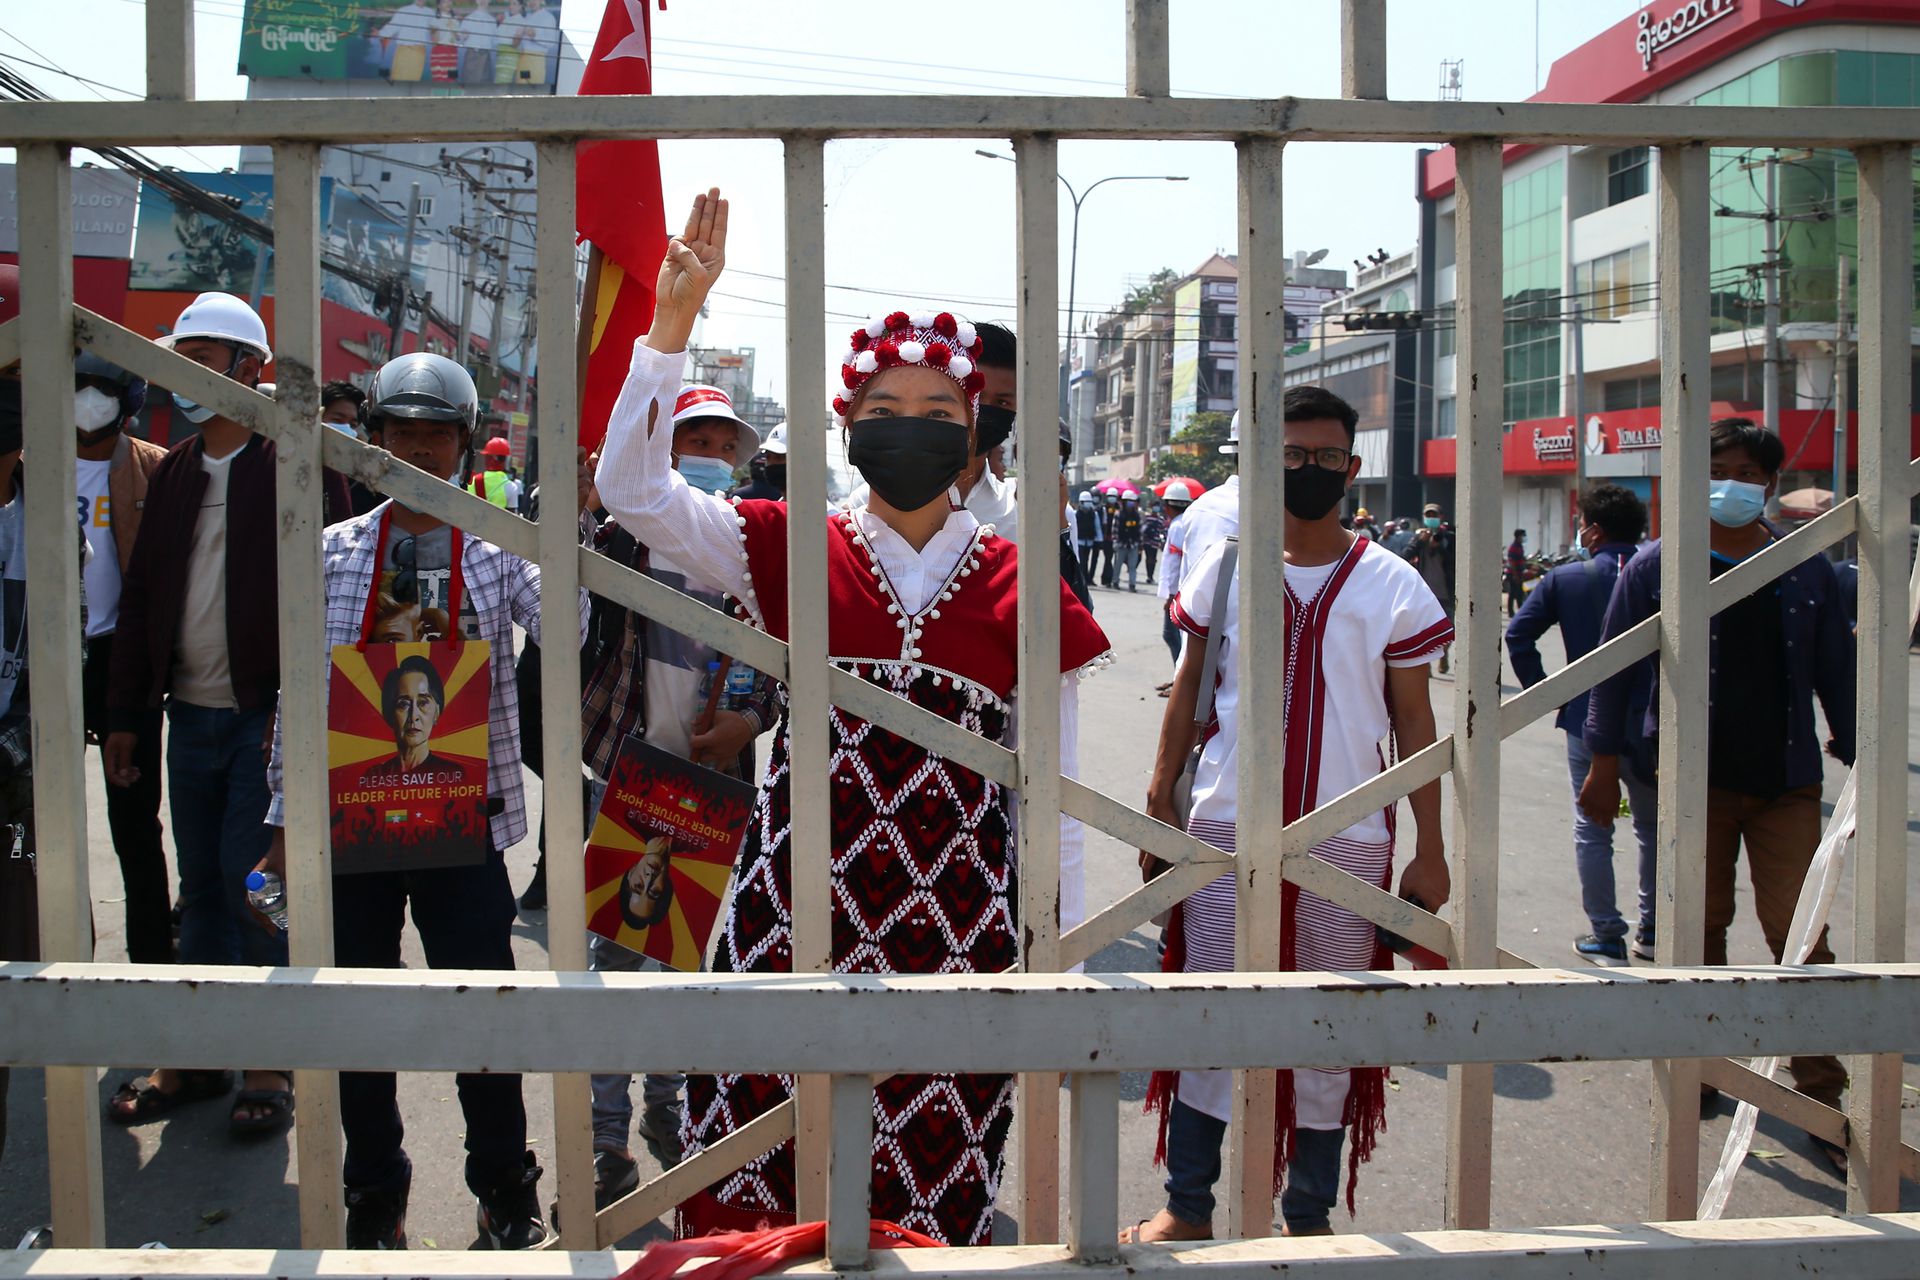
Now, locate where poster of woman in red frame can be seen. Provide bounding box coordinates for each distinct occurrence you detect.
[584,735,755,971]
[328,639,491,874]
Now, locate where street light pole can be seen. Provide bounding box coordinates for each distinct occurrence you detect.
[975,151,1187,426]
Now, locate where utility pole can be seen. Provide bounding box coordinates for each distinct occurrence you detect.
[457,273,477,368]
[388,182,422,353]
[1833,252,1850,504]
[413,288,433,357]
[1571,301,1587,504]
[1761,155,1780,437]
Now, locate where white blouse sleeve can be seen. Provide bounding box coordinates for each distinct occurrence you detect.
[593,341,753,599]
[1058,670,1086,939]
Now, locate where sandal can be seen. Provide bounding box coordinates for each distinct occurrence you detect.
[107,1068,233,1125]
[229,1071,296,1138]
[1119,1211,1212,1244]
[1810,1134,1848,1177]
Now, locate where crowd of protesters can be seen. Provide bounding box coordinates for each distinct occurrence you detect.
[0,178,1863,1249]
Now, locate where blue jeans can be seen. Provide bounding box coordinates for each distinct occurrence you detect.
[1119,542,1141,589]
[1566,730,1657,942]
[1163,1099,1346,1233]
[166,701,284,968]
[1163,606,1183,666]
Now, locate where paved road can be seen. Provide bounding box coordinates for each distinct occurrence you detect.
[4,574,1917,1251]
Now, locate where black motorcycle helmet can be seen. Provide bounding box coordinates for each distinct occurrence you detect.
[367,352,478,433]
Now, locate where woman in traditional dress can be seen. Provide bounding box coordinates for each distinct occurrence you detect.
[594,190,1110,1246]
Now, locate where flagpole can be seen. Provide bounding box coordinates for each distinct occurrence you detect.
[577,242,604,429]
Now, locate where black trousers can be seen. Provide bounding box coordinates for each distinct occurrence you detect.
[332,845,525,1195]
[83,631,172,964]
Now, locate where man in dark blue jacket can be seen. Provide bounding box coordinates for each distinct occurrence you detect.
[1506,484,1652,965]
[1578,419,1854,1166]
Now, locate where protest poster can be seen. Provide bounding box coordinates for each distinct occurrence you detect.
[328,640,490,874]
[584,736,756,971]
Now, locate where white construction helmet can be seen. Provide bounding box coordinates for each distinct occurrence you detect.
[1163,481,1194,504]
[158,292,272,363]
[1220,410,1239,455]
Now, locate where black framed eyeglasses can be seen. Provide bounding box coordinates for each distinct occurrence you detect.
[1282,445,1354,470]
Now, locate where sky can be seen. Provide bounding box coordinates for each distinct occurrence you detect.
[0,0,1651,407]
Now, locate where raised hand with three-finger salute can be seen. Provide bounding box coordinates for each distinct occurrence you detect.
[647,187,727,356]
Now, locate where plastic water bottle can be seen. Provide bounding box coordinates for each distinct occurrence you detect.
[692,659,722,721]
[722,663,757,711]
[245,869,290,933]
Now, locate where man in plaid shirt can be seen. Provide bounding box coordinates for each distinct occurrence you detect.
[260,353,585,1251]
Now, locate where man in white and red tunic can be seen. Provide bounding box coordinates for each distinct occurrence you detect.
[1134,384,1452,1241]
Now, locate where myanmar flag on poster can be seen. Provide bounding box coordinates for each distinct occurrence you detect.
[583,735,756,972]
[576,0,668,452]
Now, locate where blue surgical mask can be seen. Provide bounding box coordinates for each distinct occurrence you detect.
[325,420,360,438]
[1423,516,1441,530]
[1708,477,1768,528]
[677,455,735,495]
[172,392,216,425]
[1572,544,1592,561]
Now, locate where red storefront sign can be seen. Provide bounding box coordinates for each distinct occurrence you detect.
[1421,404,1920,478]
[1421,0,1920,199]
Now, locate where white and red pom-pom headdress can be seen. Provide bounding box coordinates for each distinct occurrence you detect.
[832,310,985,428]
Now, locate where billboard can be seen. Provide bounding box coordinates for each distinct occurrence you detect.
[237,0,564,92]
[0,166,139,259]
[1168,277,1202,436]
[129,173,302,296]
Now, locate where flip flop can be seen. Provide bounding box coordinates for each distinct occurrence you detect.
[107,1069,233,1125]
[229,1072,296,1138]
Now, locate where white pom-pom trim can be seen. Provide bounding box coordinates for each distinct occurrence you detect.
[955,322,977,349]
[854,350,879,374]
[897,340,926,364]
[949,355,973,379]
[910,312,934,328]
[866,317,887,338]
[842,350,858,367]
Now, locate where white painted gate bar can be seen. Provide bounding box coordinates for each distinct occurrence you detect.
[1442,137,1501,1232]
[269,139,347,1250]
[1013,128,1064,1243]
[17,142,103,1251]
[1229,132,1285,1240]
[780,133,835,1223]
[532,137,597,1250]
[1650,141,1713,1220]
[1846,141,1915,1213]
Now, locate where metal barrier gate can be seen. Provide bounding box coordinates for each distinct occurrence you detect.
[1,0,1917,1274]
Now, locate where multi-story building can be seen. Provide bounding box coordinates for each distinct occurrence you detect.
[1416,0,1920,551]
[1085,252,1348,482]
[1287,247,1419,521]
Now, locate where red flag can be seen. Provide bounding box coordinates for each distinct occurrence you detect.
[575,0,668,450]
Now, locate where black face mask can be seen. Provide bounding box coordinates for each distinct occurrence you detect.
[974,403,1015,457]
[1283,463,1350,521]
[847,417,970,512]
[0,381,21,456]
[765,464,787,495]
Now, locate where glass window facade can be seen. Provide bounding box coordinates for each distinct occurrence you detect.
[1503,160,1563,426]
[1574,244,1652,320]
[1607,147,1650,205]
[1695,52,1920,330]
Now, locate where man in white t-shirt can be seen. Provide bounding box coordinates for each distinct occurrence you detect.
[457,0,499,83]
[104,292,293,1135]
[1132,385,1452,1242]
[520,0,561,82]
[72,351,173,967]
[376,0,436,74]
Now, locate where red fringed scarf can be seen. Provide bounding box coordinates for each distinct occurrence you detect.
[1143,536,1392,1217]
[621,1220,941,1280]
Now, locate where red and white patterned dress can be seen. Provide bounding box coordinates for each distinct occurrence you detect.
[593,342,1111,1244]
[675,500,1109,1245]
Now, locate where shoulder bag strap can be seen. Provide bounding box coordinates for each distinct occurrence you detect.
[1193,536,1239,730]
